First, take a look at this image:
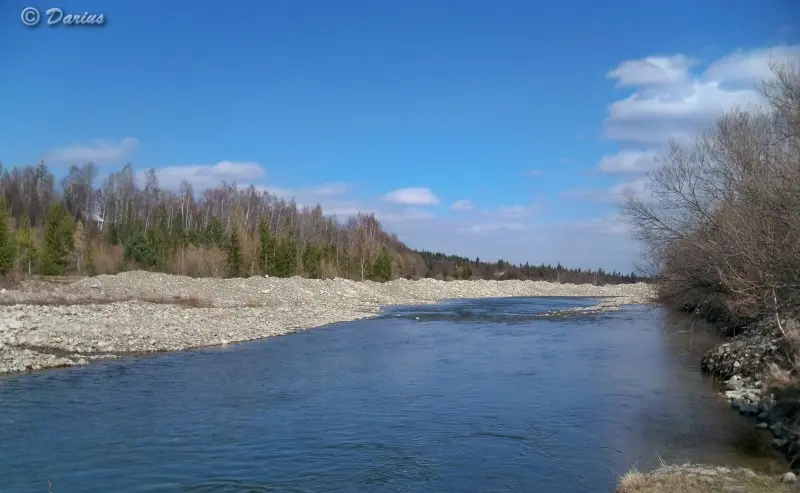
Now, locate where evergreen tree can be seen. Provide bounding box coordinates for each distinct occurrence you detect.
[0,206,17,275]
[204,217,225,247]
[302,244,322,279]
[124,232,156,268]
[371,247,392,282]
[41,204,74,275]
[273,235,297,277]
[226,229,242,278]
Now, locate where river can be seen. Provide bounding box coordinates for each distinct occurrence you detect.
[0,297,785,492]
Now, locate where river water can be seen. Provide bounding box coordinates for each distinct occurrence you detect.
[0,297,786,492]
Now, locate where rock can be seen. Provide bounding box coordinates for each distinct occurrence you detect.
[782,472,797,483]
[725,377,744,390]
[773,438,789,448]
[739,404,759,415]
[756,422,769,429]
[731,399,743,410]
[7,320,22,330]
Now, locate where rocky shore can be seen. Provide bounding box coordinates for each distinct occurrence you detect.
[619,315,800,492]
[0,271,654,375]
[701,316,800,473]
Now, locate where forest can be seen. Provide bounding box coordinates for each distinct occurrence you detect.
[0,161,645,285]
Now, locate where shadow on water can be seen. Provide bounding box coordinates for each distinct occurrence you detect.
[0,298,787,493]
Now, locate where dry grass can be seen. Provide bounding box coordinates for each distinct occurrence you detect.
[166,245,227,278]
[91,242,124,275]
[617,466,796,493]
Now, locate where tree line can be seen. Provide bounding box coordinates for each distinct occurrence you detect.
[621,61,799,327]
[414,250,645,284]
[0,161,643,285]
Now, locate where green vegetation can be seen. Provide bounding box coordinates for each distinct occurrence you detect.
[0,205,17,275]
[0,159,647,284]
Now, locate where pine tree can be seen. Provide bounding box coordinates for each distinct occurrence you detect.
[0,206,17,275]
[302,244,322,279]
[371,246,392,282]
[124,232,156,267]
[273,235,297,277]
[41,204,74,275]
[226,229,242,278]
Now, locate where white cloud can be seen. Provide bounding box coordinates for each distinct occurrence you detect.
[703,45,800,87]
[577,45,800,208]
[45,137,139,165]
[562,177,652,205]
[603,46,797,146]
[595,150,657,175]
[383,187,440,206]
[376,207,438,223]
[608,55,697,88]
[527,169,544,177]
[451,199,474,211]
[145,161,265,190]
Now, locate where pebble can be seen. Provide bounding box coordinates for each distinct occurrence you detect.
[0,271,654,374]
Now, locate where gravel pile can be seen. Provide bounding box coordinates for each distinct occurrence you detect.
[0,271,654,374]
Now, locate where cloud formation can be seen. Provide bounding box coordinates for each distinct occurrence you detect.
[45,137,139,165]
[383,187,441,206]
[569,44,800,205]
[145,161,266,190]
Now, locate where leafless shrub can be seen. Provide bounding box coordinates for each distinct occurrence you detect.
[622,60,800,326]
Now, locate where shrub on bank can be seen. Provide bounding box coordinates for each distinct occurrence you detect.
[622,61,800,328]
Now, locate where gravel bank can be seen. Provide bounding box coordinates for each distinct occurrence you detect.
[0,271,654,375]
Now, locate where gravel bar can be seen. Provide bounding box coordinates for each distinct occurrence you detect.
[0,271,655,374]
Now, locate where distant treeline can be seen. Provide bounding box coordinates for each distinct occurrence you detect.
[0,160,642,285]
[414,250,647,284]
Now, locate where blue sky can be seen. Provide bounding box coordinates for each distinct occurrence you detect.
[1,1,798,272]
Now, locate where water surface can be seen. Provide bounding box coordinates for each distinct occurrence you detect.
[0,297,785,492]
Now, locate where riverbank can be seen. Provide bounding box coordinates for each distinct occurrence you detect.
[0,271,654,374]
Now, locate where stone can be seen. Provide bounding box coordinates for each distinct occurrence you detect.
[739,404,759,415]
[725,377,744,390]
[773,438,789,448]
[781,472,797,483]
[756,422,769,429]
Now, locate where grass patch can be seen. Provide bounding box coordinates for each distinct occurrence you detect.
[617,465,796,493]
